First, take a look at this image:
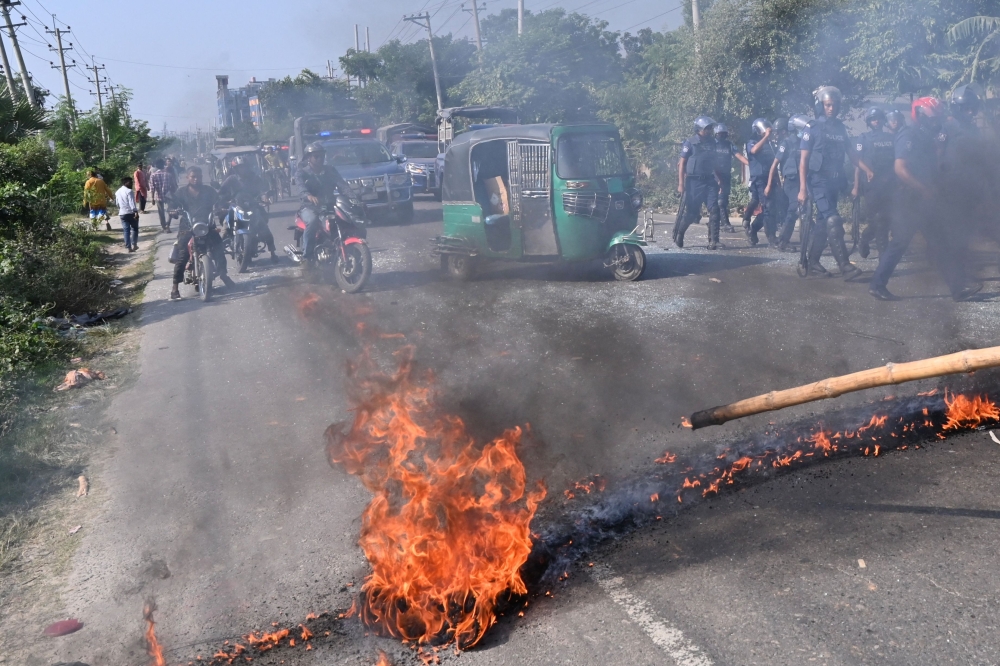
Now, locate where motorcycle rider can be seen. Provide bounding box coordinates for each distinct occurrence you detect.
[218,157,279,263]
[169,166,233,301]
[295,141,354,271]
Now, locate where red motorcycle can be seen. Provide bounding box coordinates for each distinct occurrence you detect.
[285,194,372,293]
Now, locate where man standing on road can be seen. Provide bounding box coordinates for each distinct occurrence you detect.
[115,176,140,252]
[83,169,115,231]
[169,166,233,300]
[868,97,981,302]
[149,158,178,232]
[133,162,149,214]
[743,119,777,247]
[713,123,749,234]
[798,86,873,279]
[295,141,353,271]
[675,116,722,250]
[852,108,897,259]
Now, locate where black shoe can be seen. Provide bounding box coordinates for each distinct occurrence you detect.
[221,274,235,287]
[806,264,831,278]
[708,242,718,250]
[869,284,900,301]
[859,237,871,259]
[722,224,736,233]
[953,283,984,302]
[777,241,789,252]
[748,229,759,246]
[169,288,182,301]
[674,235,684,248]
[270,252,279,263]
[839,263,863,280]
[766,233,778,246]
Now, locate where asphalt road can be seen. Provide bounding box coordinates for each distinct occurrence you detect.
[33,197,1000,666]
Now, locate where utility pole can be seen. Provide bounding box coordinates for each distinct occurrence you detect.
[365,26,370,53]
[354,24,359,51]
[0,26,16,98]
[462,2,485,53]
[518,0,524,35]
[88,57,107,159]
[0,0,38,108]
[404,12,443,111]
[47,17,75,126]
[691,0,700,30]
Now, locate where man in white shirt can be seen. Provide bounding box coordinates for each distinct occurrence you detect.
[115,176,140,252]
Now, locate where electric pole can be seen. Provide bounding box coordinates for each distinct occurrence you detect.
[462,2,485,53]
[0,27,16,98]
[691,0,700,29]
[404,12,443,111]
[518,0,524,35]
[0,0,38,108]
[88,58,107,159]
[366,26,370,53]
[47,17,75,126]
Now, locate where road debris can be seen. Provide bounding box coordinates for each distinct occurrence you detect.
[55,368,106,392]
[76,476,89,497]
[709,277,722,283]
[990,431,1000,444]
[68,525,82,535]
[43,619,83,636]
[858,559,866,569]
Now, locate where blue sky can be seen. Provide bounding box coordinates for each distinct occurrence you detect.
[20,0,682,133]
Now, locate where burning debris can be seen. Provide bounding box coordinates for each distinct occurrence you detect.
[325,346,546,649]
[143,601,167,666]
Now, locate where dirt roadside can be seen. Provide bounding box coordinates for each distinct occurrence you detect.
[0,219,161,665]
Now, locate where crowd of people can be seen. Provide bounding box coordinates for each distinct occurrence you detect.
[675,85,989,302]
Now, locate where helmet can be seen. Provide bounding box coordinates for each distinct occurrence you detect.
[773,117,788,133]
[304,141,326,157]
[788,114,810,133]
[714,123,729,136]
[813,86,843,116]
[885,109,905,128]
[864,107,886,127]
[751,118,772,137]
[911,96,944,123]
[694,115,716,132]
[950,85,981,116]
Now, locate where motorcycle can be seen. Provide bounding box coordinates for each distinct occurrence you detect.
[284,193,372,293]
[175,210,225,302]
[223,194,272,273]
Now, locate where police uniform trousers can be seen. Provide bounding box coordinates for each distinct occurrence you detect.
[778,176,800,245]
[860,178,893,253]
[677,175,721,244]
[806,176,851,268]
[718,177,734,229]
[870,193,966,295]
[745,177,777,238]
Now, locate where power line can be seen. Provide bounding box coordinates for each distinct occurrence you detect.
[621,4,683,31]
[90,55,323,72]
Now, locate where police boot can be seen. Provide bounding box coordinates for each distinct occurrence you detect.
[720,200,735,232]
[707,211,721,250]
[674,217,694,248]
[827,217,862,279]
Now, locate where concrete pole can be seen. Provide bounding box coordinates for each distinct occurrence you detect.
[0,25,16,99]
[366,26,370,52]
[50,23,75,123]
[691,0,700,29]
[471,2,483,53]
[1,1,38,108]
[518,0,524,35]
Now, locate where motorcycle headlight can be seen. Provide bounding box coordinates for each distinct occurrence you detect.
[191,222,210,237]
[628,189,644,211]
[389,174,410,186]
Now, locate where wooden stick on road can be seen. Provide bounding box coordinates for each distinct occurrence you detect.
[687,346,1000,430]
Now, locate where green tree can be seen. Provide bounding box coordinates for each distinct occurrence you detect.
[0,87,47,144]
[257,69,353,141]
[947,11,1000,92]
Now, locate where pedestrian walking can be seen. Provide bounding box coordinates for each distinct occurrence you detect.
[133,162,149,213]
[852,108,897,259]
[115,176,140,252]
[869,97,981,302]
[83,169,115,231]
[675,116,723,250]
[797,86,872,279]
[712,123,749,234]
[149,158,178,232]
[743,119,777,246]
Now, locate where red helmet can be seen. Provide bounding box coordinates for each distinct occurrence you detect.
[911,97,944,122]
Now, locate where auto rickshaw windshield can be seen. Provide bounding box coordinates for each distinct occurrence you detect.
[556,132,628,179]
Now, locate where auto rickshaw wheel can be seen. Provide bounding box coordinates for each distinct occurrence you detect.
[608,243,646,281]
[442,253,476,280]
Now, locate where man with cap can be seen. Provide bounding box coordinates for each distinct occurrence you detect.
[712,123,749,234]
[676,116,723,249]
[852,107,897,258]
[868,97,981,302]
[798,86,873,278]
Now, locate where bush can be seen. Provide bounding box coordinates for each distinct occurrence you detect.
[0,139,55,190]
[0,296,62,375]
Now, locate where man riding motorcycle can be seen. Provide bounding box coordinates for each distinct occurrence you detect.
[294,141,355,272]
[218,157,279,263]
[169,166,233,300]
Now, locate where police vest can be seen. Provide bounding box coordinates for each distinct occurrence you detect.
[806,117,848,178]
[714,139,735,172]
[861,130,895,177]
[746,139,775,179]
[778,137,801,179]
[685,135,717,177]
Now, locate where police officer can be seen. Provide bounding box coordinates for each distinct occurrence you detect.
[869,97,981,302]
[946,85,982,139]
[768,118,790,237]
[852,108,896,258]
[766,114,810,252]
[712,123,749,234]
[743,119,777,246]
[676,116,723,249]
[885,109,905,134]
[798,86,873,278]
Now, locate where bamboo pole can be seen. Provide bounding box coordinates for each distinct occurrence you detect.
[688,346,1000,430]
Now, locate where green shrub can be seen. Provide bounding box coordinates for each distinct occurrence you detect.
[0,296,62,375]
[0,139,55,190]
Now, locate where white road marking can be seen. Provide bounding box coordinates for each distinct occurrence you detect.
[591,565,713,666]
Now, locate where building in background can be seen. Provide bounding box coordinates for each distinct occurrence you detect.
[217,75,274,128]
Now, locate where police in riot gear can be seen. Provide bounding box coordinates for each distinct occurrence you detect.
[852,107,896,258]
[713,123,749,234]
[767,114,810,252]
[948,85,982,136]
[743,118,778,246]
[798,86,873,278]
[676,116,723,249]
[767,118,791,240]
[885,109,905,133]
[870,97,981,302]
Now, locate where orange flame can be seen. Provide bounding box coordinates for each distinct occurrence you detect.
[143,601,167,666]
[680,417,693,429]
[376,650,393,666]
[326,347,546,649]
[655,451,677,464]
[943,391,1000,431]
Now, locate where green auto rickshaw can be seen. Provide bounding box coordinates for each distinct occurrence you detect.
[431,124,650,281]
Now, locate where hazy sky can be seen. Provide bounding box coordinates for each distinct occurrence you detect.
[19,0,682,133]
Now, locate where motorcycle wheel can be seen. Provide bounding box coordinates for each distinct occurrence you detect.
[608,243,646,282]
[334,242,372,293]
[198,252,213,302]
[236,234,254,273]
